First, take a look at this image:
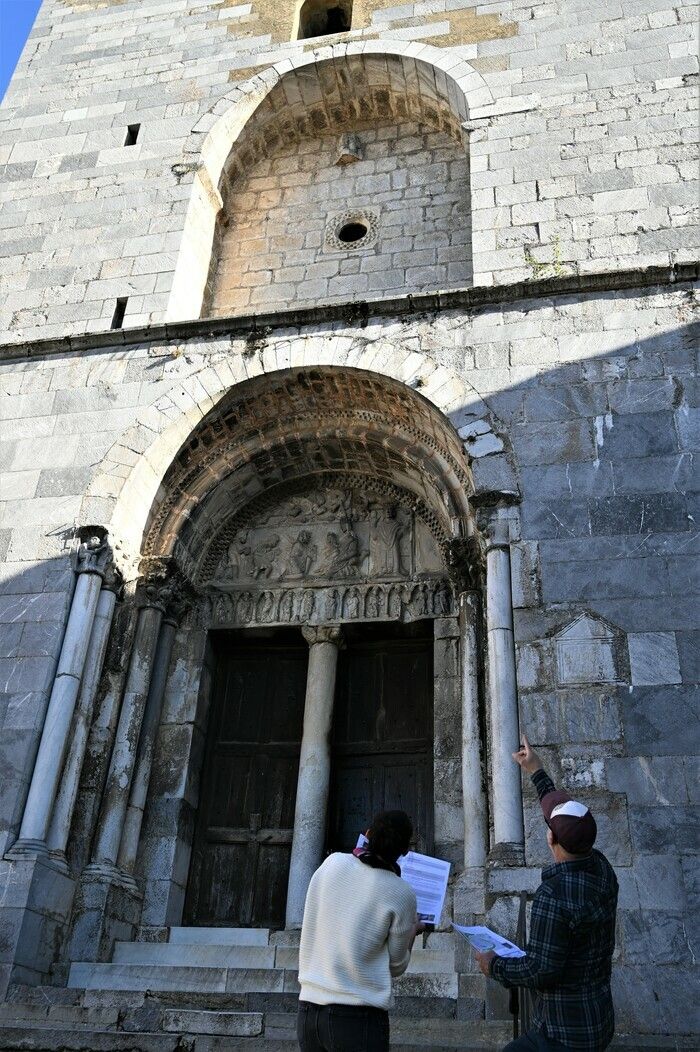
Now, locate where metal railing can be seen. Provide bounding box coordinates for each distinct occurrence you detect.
[509,890,535,1038]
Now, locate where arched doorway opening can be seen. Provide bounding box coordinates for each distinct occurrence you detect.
[136,367,482,929]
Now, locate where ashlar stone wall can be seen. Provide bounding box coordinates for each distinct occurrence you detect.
[0,277,698,1027]
[206,121,471,314]
[0,1,697,342]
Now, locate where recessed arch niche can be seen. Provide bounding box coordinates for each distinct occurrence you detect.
[200,52,473,318]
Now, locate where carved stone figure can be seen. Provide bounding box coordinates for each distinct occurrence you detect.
[77,534,113,577]
[324,588,340,621]
[365,588,380,619]
[278,590,294,622]
[300,589,316,622]
[258,591,275,622]
[226,530,252,579]
[369,506,407,576]
[344,587,361,619]
[236,591,254,622]
[388,586,401,618]
[251,535,280,579]
[288,529,318,577]
[433,580,452,616]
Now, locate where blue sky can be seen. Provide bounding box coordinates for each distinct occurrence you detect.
[1,0,42,102]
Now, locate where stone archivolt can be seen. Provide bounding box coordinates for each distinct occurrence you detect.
[143,368,474,580]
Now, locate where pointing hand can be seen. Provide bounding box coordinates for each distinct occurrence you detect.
[513,734,543,775]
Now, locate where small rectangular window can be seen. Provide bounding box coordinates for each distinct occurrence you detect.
[124,124,140,146]
[111,297,128,329]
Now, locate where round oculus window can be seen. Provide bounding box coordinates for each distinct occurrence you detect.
[337,221,368,244]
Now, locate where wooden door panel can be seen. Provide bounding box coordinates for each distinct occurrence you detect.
[328,631,433,858]
[185,635,307,928]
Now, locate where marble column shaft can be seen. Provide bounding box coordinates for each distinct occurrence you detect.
[90,600,164,872]
[47,586,118,860]
[117,616,177,875]
[15,568,103,850]
[460,591,487,868]
[486,512,524,851]
[285,626,341,929]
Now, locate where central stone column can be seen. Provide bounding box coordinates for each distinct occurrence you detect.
[285,625,342,929]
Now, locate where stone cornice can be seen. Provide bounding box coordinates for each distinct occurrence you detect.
[0,263,697,363]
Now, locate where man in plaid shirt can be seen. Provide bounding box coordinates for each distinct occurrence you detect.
[475,737,618,1051]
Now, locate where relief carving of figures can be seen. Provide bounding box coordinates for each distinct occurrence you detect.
[369,506,408,577]
[236,591,254,622]
[344,587,361,619]
[365,587,380,619]
[288,530,318,577]
[433,579,452,616]
[257,591,275,623]
[324,588,340,621]
[300,589,316,623]
[251,534,280,579]
[278,590,294,622]
[226,530,252,579]
[388,585,401,619]
[320,520,363,579]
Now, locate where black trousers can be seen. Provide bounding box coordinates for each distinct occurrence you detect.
[297,1001,390,1052]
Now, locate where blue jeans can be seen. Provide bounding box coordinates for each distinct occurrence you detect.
[297,1001,390,1052]
[502,1031,569,1052]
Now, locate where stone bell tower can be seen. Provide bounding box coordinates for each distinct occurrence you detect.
[0,0,697,1047]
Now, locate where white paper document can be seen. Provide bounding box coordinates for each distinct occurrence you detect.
[355,835,451,925]
[453,923,526,958]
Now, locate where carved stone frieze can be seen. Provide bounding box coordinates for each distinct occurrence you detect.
[195,577,455,629]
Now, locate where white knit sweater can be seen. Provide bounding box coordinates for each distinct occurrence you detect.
[298,852,418,1011]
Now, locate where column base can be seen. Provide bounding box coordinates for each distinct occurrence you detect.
[5,837,50,861]
[0,852,78,989]
[68,865,143,964]
[487,842,525,867]
[82,860,138,892]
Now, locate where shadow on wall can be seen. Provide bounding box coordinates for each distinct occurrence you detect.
[0,316,698,1032]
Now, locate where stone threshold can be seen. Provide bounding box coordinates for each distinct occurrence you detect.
[0,263,697,363]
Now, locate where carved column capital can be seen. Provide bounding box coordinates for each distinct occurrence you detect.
[302,625,343,648]
[76,528,113,580]
[445,535,483,593]
[137,558,193,617]
[476,501,518,552]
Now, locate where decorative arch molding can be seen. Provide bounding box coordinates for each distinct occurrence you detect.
[82,341,514,578]
[166,41,494,322]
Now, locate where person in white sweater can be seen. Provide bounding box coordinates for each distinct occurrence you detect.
[297,810,422,1052]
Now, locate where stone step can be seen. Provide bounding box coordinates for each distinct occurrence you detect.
[113,941,277,969]
[68,962,300,995]
[168,927,270,947]
[69,960,458,997]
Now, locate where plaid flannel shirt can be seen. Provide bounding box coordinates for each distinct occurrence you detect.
[491,770,618,1051]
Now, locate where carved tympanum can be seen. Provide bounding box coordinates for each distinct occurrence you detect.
[199,485,456,628]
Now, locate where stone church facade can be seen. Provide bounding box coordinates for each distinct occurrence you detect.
[0,0,698,1046]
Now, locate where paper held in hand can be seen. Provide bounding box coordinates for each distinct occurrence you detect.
[453,923,525,958]
[356,835,451,926]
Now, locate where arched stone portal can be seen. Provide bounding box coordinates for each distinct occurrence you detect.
[133,368,480,929]
[61,365,523,948]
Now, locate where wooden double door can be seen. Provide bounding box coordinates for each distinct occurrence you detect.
[185,624,433,929]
